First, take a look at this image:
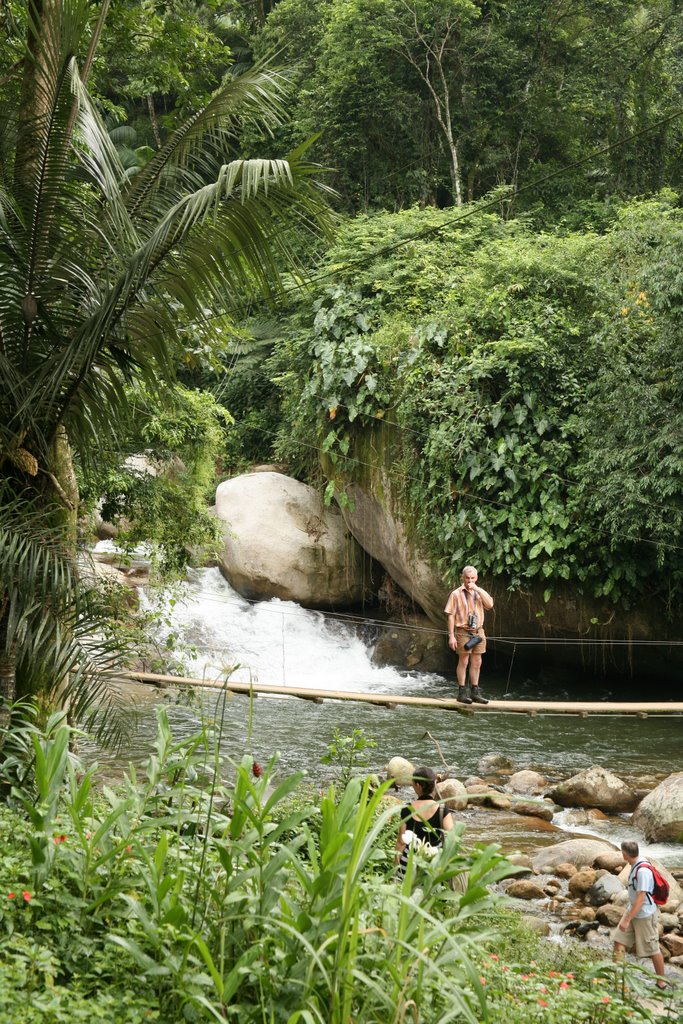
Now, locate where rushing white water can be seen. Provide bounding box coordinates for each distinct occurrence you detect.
[141,566,444,695]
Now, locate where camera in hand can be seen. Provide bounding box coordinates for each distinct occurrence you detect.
[463,634,482,651]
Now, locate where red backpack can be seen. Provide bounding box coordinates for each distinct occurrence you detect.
[633,861,670,906]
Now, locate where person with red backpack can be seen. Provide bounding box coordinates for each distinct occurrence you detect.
[612,840,668,989]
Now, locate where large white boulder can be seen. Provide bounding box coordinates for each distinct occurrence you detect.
[633,773,683,843]
[532,838,617,872]
[215,472,377,607]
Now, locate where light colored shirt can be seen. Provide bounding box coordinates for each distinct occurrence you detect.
[444,585,493,629]
[628,860,657,918]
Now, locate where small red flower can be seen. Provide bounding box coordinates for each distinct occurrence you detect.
[252,761,263,778]
[601,996,610,1004]
[503,966,509,972]
[559,981,569,990]
[489,954,499,961]
[22,891,31,902]
[548,971,559,978]
[53,834,67,845]
[565,973,574,979]
[538,999,548,1008]
[126,845,132,853]
[7,892,15,899]
[479,977,486,986]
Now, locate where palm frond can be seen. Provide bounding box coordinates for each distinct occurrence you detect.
[0,491,133,745]
[125,62,293,218]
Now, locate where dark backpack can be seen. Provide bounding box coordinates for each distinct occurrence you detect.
[633,861,670,906]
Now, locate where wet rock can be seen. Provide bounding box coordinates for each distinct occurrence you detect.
[507,770,547,794]
[437,777,468,811]
[544,879,563,896]
[507,854,534,872]
[596,904,623,927]
[559,808,610,826]
[464,776,485,788]
[594,851,626,873]
[512,800,555,822]
[466,790,510,808]
[661,933,683,958]
[568,869,598,899]
[507,879,546,900]
[585,874,625,906]
[532,839,616,873]
[659,913,680,933]
[373,617,451,673]
[554,863,577,879]
[612,891,629,907]
[662,899,682,915]
[477,753,515,775]
[548,766,638,813]
[386,757,414,786]
[632,772,683,843]
[669,954,683,967]
[487,793,512,811]
[579,906,597,922]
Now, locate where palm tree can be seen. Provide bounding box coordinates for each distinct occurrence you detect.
[0,0,332,728]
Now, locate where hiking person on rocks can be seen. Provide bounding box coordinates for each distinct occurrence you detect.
[612,840,667,989]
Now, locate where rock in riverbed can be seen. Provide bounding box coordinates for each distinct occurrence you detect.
[548,765,638,813]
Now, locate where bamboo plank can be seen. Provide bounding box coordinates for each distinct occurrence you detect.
[128,672,683,716]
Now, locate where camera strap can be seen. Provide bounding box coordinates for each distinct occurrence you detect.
[461,587,478,629]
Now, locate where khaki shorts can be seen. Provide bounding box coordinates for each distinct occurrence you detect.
[612,913,660,957]
[455,628,487,655]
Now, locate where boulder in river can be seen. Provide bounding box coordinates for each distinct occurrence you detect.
[568,869,598,898]
[506,879,546,901]
[386,757,415,786]
[436,778,468,810]
[548,765,638,812]
[584,873,625,906]
[593,850,626,873]
[477,753,515,775]
[532,839,616,873]
[215,472,378,607]
[596,904,623,927]
[632,772,683,843]
[507,770,547,794]
[511,799,555,822]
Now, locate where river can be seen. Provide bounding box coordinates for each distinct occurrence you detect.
[84,564,683,868]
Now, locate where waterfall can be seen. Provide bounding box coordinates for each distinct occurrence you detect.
[140,566,446,695]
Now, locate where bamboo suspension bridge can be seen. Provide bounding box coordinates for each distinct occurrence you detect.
[130,672,683,717]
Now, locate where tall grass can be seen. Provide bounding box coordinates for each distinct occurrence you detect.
[0,703,518,1022]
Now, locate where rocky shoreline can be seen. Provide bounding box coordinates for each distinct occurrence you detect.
[387,756,683,974]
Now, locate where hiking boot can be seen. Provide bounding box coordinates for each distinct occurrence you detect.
[457,686,472,704]
[471,688,489,704]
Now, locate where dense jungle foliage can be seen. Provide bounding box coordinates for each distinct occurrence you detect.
[210,192,683,611]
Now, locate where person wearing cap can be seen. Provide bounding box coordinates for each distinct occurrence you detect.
[444,566,493,705]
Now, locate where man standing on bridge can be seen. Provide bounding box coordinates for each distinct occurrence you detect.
[445,566,494,705]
